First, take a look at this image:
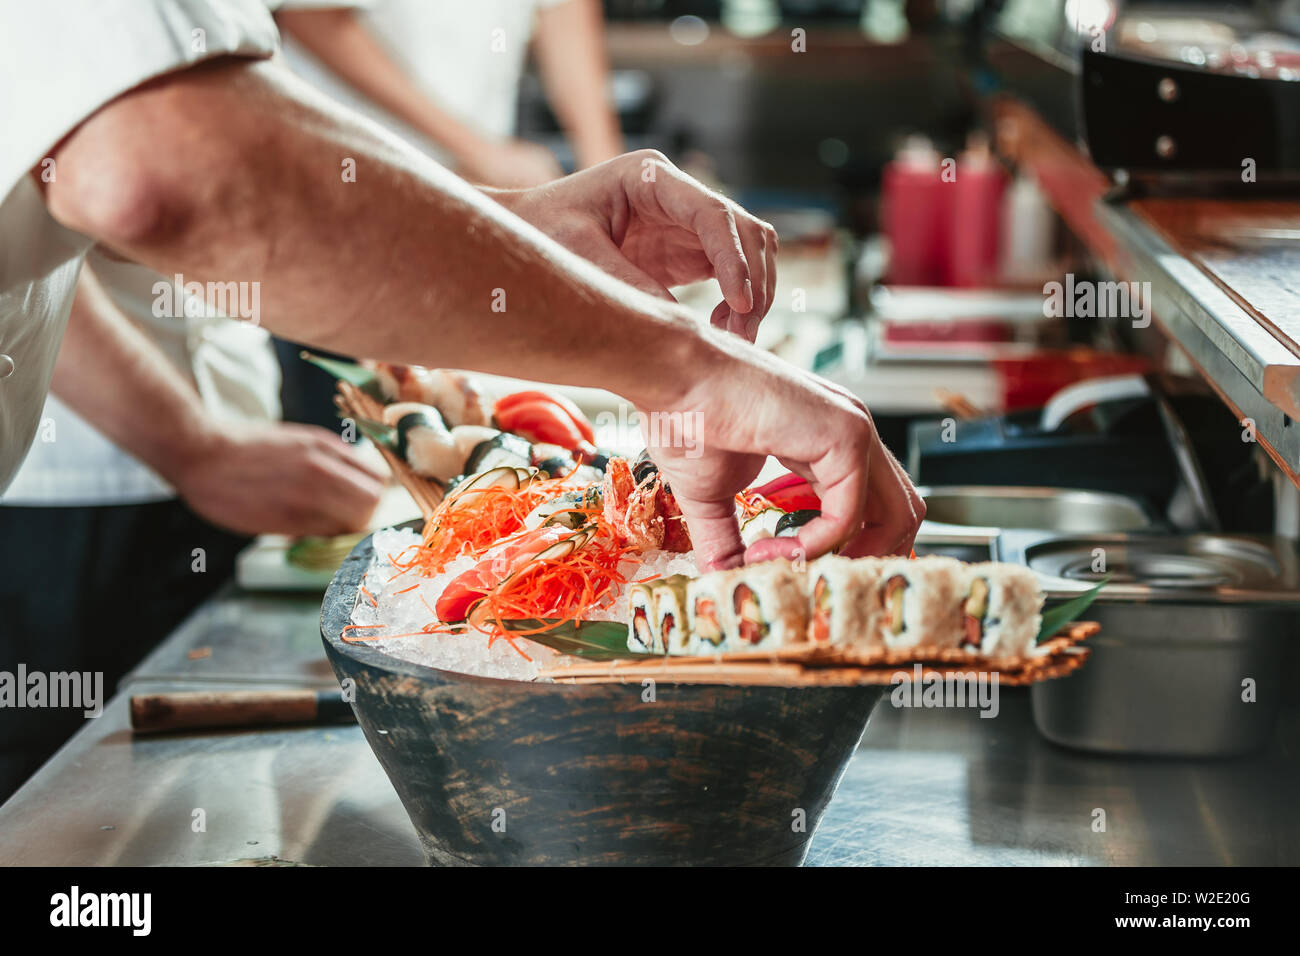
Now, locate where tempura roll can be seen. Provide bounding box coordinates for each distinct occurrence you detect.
[651,575,694,656]
[875,556,965,649]
[806,555,886,646]
[959,563,1043,658]
[626,582,656,653]
[686,570,739,653]
[728,560,809,651]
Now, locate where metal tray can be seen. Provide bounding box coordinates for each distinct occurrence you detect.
[998,530,1300,603]
[1000,531,1300,756]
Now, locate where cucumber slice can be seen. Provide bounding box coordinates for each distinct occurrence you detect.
[444,465,522,511]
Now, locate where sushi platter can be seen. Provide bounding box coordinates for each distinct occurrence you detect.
[325,358,1098,688]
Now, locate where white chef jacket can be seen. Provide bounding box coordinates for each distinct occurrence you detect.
[0,0,279,499]
[281,0,573,164]
[2,250,284,505]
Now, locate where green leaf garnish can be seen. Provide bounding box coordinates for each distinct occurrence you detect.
[1036,576,1110,644]
[300,351,383,398]
[500,619,662,661]
[354,417,395,449]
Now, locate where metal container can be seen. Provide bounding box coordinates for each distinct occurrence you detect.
[1000,532,1300,757]
[321,531,884,866]
[918,486,1154,535]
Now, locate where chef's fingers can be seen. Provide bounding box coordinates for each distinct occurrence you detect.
[748,444,870,564]
[734,220,769,334]
[738,214,778,322]
[306,428,389,484]
[635,166,753,314]
[886,449,926,555]
[712,300,753,340]
[578,230,678,302]
[676,494,748,571]
[764,222,779,319]
[306,447,385,531]
[710,299,733,333]
[841,435,921,557]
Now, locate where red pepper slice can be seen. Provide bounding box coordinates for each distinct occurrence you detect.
[754,473,822,513]
[494,399,590,452]
[494,391,596,444]
[435,526,575,622]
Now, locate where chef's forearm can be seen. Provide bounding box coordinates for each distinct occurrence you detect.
[534,0,624,167]
[50,269,218,483]
[43,58,709,412]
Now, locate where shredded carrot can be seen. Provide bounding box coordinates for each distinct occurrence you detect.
[393,583,419,595]
[736,490,775,519]
[390,472,594,578]
[473,515,637,641]
[356,465,782,662]
[340,623,386,643]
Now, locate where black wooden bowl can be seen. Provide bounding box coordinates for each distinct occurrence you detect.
[321,530,884,866]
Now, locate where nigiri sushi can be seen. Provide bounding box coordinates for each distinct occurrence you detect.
[371,362,489,427]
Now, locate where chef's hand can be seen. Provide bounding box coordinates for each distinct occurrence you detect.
[171,423,385,537]
[493,150,778,342]
[641,336,925,570]
[458,137,565,189]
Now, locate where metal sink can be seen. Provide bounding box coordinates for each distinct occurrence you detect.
[917,486,1154,536]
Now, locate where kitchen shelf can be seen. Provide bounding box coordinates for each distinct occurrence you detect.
[994,96,1300,485]
[1097,200,1300,482]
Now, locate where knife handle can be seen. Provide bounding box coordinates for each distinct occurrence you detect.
[130,689,352,734]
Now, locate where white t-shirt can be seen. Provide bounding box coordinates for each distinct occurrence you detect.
[281,0,571,163]
[0,0,279,498]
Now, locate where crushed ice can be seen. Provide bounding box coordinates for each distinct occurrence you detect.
[349,526,698,682]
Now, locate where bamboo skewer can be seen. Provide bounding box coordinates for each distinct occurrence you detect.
[335,380,446,520]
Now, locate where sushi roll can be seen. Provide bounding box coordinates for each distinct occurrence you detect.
[626,582,656,653]
[728,560,809,651]
[450,425,500,463]
[380,402,461,481]
[651,575,695,656]
[806,555,886,646]
[875,556,965,649]
[959,563,1043,658]
[686,570,739,652]
[463,431,533,474]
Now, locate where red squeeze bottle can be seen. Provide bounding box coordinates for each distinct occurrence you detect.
[882,136,946,286]
[948,133,1006,288]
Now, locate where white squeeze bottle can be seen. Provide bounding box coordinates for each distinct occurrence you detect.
[999,172,1055,284]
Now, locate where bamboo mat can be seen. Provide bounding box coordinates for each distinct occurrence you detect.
[538,622,1098,687]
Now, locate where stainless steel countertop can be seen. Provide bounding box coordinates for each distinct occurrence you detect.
[1,586,1297,866]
